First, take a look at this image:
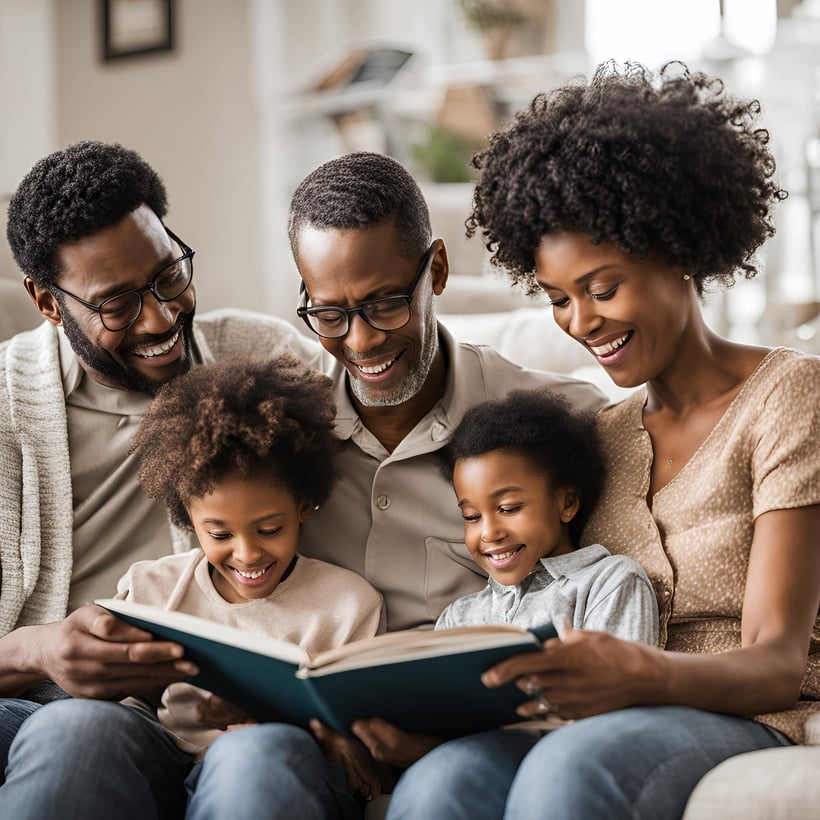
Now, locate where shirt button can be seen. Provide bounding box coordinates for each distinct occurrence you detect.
[431,423,447,441]
[375,494,391,511]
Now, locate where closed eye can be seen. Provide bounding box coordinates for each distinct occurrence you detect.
[499,504,523,514]
[462,513,480,523]
[208,532,231,540]
[259,527,283,537]
[548,296,569,308]
[590,285,618,301]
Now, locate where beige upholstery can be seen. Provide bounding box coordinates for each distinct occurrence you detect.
[0,277,41,340]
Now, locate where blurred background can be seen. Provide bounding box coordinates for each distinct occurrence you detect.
[2,0,820,354]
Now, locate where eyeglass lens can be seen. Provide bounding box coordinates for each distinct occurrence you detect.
[306,296,410,338]
[100,256,193,330]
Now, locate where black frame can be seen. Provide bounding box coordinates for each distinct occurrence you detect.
[102,0,174,62]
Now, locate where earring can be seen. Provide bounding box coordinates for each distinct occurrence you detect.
[314,505,320,511]
[683,274,691,281]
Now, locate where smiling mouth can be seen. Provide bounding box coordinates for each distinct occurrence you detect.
[131,328,182,359]
[588,331,631,358]
[484,545,525,563]
[352,352,400,376]
[231,562,274,581]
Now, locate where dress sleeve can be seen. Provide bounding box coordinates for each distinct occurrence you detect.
[752,354,820,517]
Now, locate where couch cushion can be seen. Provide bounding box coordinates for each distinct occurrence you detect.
[683,745,820,820]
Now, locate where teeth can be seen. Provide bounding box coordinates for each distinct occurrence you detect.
[356,356,397,375]
[234,566,268,579]
[589,333,629,357]
[488,548,521,561]
[132,329,181,358]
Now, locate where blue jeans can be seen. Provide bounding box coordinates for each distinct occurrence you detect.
[185,723,362,820]
[0,699,192,820]
[386,706,793,820]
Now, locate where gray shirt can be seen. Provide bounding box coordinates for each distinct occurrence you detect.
[435,544,659,646]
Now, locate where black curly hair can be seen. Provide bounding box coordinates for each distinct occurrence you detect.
[288,151,431,261]
[6,140,168,287]
[467,61,787,296]
[438,389,605,547]
[132,354,339,531]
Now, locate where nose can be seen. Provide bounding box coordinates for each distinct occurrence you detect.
[567,298,602,341]
[480,516,506,545]
[343,310,387,354]
[136,291,179,333]
[231,536,265,566]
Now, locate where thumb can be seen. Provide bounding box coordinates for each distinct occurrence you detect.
[555,617,576,640]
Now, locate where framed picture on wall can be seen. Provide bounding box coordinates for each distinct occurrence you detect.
[102,0,174,62]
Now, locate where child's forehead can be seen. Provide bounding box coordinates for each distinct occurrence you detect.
[454,449,553,484]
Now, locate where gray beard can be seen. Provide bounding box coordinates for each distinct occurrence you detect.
[349,307,439,408]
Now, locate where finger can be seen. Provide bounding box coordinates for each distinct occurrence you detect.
[88,608,156,642]
[481,648,560,688]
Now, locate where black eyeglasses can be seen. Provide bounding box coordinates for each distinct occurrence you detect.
[49,228,195,332]
[297,242,436,339]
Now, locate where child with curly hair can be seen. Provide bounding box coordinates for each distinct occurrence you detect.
[346,389,657,768]
[121,354,386,819]
[384,60,820,820]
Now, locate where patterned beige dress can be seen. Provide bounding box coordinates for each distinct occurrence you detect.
[582,347,820,743]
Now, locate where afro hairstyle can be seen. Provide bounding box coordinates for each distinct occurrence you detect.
[7,140,168,287]
[467,61,786,296]
[132,354,339,531]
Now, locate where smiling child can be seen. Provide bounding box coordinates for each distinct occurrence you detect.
[119,354,386,815]
[435,388,658,642]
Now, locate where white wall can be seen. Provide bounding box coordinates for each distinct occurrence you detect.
[0,0,56,283]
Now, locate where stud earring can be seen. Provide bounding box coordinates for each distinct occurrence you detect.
[683,274,691,281]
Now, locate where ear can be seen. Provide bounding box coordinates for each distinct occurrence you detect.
[558,487,581,524]
[298,500,318,524]
[24,277,63,326]
[430,239,449,296]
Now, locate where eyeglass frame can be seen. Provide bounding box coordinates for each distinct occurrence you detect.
[296,241,437,339]
[48,227,195,332]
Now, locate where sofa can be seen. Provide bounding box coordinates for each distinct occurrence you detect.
[2,273,818,818]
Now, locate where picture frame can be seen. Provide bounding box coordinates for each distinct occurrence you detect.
[102,0,174,62]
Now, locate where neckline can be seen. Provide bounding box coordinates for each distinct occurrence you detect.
[639,347,786,499]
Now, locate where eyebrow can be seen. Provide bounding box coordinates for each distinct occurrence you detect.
[199,511,286,526]
[539,264,618,290]
[86,245,183,302]
[457,486,524,508]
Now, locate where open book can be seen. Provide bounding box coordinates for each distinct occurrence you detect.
[96,598,557,737]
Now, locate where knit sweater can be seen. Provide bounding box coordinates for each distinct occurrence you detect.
[0,309,321,635]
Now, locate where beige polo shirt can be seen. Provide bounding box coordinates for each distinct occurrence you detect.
[59,328,197,610]
[299,324,608,632]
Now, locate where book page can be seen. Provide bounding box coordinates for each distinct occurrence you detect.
[305,623,541,674]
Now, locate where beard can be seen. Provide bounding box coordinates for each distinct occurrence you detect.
[348,299,439,408]
[59,304,196,396]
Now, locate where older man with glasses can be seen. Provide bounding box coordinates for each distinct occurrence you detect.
[0,140,321,819]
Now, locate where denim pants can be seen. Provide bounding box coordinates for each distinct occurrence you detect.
[0,699,192,820]
[386,706,793,820]
[184,723,363,820]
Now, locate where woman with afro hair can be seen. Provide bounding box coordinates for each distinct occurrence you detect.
[384,62,820,820]
[122,354,387,818]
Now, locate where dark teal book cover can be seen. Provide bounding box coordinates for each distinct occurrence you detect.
[97,599,556,736]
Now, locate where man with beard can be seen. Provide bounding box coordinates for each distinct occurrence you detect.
[289,152,608,634]
[0,140,321,818]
